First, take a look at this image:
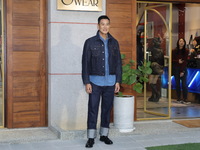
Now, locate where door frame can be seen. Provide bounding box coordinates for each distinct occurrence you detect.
[0,0,6,128]
[137,1,172,120]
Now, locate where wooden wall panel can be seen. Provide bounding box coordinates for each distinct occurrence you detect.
[12,1,40,26]
[107,0,137,121]
[107,4,132,11]
[13,102,40,113]
[13,76,39,97]
[110,28,132,52]
[13,111,41,127]
[13,26,40,39]
[6,0,47,128]
[109,12,132,23]
[107,0,137,95]
[107,0,132,4]
[13,39,40,51]
[13,52,40,71]
[139,0,200,3]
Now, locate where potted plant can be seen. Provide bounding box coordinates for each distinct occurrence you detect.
[114,54,152,132]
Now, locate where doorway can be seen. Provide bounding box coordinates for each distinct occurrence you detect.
[136,1,200,120]
[0,0,4,128]
[137,1,172,120]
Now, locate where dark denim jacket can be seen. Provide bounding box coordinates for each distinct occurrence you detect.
[82,31,122,84]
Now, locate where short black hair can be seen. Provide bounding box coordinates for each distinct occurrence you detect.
[98,15,110,24]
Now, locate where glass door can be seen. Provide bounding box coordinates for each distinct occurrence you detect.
[137,2,172,120]
[0,0,4,128]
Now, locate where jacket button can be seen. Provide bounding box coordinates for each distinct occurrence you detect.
[102,58,104,60]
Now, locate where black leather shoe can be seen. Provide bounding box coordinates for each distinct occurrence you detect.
[100,136,113,145]
[85,138,94,148]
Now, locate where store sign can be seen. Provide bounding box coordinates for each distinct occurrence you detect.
[57,0,102,11]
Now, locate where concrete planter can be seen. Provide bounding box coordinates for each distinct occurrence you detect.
[114,95,135,132]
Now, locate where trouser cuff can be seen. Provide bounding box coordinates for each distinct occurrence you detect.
[99,127,109,136]
[87,129,97,138]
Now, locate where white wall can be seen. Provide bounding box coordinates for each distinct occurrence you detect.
[185,4,200,44]
[171,4,200,48]
[48,0,106,130]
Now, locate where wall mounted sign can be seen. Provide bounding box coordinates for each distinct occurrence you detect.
[57,0,102,11]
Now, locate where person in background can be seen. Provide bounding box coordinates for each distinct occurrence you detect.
[172,38,189,103]
[82,15,122,148]
[189,38,199,59]
[148,37,164,102]
[137,30,144,66]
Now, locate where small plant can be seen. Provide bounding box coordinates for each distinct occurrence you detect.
[118,54,152,96]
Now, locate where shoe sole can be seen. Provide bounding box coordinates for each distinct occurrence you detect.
[100,139,113,145]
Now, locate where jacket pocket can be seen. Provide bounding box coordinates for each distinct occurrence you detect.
[91,46,101,56]
[110,46,118,56]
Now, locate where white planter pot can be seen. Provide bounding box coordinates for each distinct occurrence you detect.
[114,95,135,132]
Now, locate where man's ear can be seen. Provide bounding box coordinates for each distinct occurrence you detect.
[97,24,99,30]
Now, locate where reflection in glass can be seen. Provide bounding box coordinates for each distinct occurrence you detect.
[137,2,200,120]
[136,2,172,120]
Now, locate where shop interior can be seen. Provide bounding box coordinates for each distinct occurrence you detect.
[0,1,200,127]
[136,2,200,120]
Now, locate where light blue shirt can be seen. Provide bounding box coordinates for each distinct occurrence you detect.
[89,34,116,86]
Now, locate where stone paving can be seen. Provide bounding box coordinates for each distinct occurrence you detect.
[0,120,200,150]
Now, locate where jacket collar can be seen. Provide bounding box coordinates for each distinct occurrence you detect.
[95,30,113,41]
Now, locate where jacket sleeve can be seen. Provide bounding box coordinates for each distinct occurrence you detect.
[115,41,122,83]
[82,39,91,84]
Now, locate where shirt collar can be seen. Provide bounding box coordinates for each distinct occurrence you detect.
[99,33,108,42]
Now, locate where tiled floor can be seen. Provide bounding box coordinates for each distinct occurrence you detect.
[137,104,200,119]
[137,96,200,119]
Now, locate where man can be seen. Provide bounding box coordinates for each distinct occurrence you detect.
[82,15,122,148]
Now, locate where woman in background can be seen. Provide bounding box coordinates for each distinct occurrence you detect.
[172,38,189,103]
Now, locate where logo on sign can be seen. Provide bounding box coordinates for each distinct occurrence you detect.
[58,0,102,11]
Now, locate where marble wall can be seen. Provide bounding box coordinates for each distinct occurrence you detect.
[48,0,106,130]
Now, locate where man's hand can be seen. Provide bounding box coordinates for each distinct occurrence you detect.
[115,83,120,93]
[85,84,92,94]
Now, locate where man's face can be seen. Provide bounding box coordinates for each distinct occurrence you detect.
[98,19,110,35]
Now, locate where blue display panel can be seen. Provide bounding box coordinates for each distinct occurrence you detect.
[161,67,200,94]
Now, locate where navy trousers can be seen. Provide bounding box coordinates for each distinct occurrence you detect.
[174,68,188,100]
[87,83,115,130]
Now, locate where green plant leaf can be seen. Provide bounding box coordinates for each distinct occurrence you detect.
[117,92,123,97]
[129,59,135,65]
[133,83,143,93]
[121,54,125,59]
[120,54,151,95]
[143,77,149,82]
[129,74,137,85]
[123,64,131,72]
[146,61,151,67]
